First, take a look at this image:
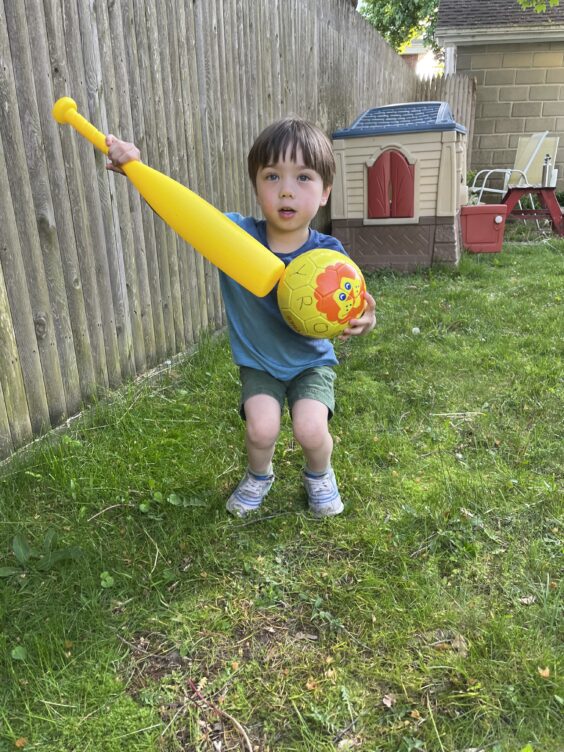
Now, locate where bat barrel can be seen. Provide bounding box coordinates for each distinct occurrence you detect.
[123,161,285,297]
[52,97,285,297]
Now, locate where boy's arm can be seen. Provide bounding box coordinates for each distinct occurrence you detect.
[339,292,376,340]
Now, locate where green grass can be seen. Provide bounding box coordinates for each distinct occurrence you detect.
[1,239,562,751]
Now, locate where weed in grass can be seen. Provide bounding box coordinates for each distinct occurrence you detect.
[0,530,82,582]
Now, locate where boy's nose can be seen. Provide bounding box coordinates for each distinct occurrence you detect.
[279,182,294,198]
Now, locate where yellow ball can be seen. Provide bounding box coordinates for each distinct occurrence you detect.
[277,249,367,339]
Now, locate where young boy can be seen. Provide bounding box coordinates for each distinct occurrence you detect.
[106,117,376,518]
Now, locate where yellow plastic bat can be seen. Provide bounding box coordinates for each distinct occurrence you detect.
[52,97,284,297]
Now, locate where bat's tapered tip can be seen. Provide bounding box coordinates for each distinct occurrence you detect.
[52,97,77,124]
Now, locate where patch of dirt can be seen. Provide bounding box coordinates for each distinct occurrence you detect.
[118,631,275,751]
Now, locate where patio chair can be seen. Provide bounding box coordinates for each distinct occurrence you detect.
[470,131,560,204]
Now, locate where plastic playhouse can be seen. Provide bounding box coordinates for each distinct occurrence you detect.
[331,101,469,271]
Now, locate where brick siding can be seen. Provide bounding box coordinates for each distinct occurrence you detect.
[457,42,564,188]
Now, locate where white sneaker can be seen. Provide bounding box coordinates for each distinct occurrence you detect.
[303,467,344,517]
[226,468,275,517]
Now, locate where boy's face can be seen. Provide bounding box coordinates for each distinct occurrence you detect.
[254,146,331,238]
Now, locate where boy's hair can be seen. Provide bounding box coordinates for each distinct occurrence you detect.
[248,117,336,190]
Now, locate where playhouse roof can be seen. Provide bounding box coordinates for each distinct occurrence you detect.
[332,102,466,139]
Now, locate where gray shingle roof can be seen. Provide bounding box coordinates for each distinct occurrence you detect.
[332,102,466,138]
[437,0,564,29]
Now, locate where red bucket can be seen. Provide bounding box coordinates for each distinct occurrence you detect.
[460,204,507,253]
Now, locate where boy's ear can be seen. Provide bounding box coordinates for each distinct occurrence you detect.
[319,185,332,207]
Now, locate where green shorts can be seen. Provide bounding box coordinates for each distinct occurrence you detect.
[239,366,336,420]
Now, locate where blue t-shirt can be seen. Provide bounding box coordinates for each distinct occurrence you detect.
[220,213,347,381]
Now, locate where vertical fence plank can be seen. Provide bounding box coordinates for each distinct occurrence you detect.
[217,0,239,216]
[156,0,195,347]
[220,0,242,214]
[0,130,50,436]
[130,0,176,358]
[0,258,32,451]
[25,0,98,405]
[215,0,234,328]
[258,1,273,128]
[94,0,147,376]
[206,0,226,329]
[123,0,167,363]
[79,0,137,381]
[0,0,66,425]
[234,0,254,214]
[183,1,210,332]
[147,0,185,354]
[163,0,195,345]
[60,0,123,389]
[253,1,266,133]
[0,380,14,459]
[5,0,83,420]
[174,0,205,340]
[44,0,109,390]
[76,0,136,382]
[115,0,161,368]
[193,0,220,329]
[269,0,282,123]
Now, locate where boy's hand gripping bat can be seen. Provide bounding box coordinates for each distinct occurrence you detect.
[52,97,284,297]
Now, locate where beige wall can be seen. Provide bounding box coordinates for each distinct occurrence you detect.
[456,42,564,188]
[333,132,442,220]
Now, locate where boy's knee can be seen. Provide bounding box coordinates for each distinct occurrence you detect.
[246,416,279,449]
[292,417,328,449]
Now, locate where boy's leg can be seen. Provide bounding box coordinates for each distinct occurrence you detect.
[292,398,343,517]
[291,398,333,473]
[244,394,281,474]
[289,364,344,518]
[227,369,283,517]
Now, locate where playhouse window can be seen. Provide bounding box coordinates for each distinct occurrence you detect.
[367,150,415,219]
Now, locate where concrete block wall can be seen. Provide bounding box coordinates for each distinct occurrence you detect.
[456,42,564,190]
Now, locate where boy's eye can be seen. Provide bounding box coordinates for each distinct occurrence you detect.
[298,174,311,182]
[264,173,278,181]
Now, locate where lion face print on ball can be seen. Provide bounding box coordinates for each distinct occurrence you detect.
[277,249,367,338]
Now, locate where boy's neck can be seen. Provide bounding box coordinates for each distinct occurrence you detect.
[265,224,310,255]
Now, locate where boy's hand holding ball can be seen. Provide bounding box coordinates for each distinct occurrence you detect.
[339,291,376,340]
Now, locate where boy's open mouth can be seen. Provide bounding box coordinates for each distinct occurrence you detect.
[279,208,296,218]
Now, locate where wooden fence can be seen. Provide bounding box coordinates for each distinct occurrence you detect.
[415,73,477,164]
[0,0,475,462]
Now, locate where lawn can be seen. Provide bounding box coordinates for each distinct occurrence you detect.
[0,235,562,751]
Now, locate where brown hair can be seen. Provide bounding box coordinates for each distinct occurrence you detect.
[248,117,336,190]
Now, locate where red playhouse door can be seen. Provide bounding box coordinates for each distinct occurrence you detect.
[367,150,414,219]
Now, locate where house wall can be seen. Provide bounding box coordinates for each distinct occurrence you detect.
[456,42,564,189]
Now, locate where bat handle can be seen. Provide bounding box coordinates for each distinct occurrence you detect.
[52,97,109,156]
